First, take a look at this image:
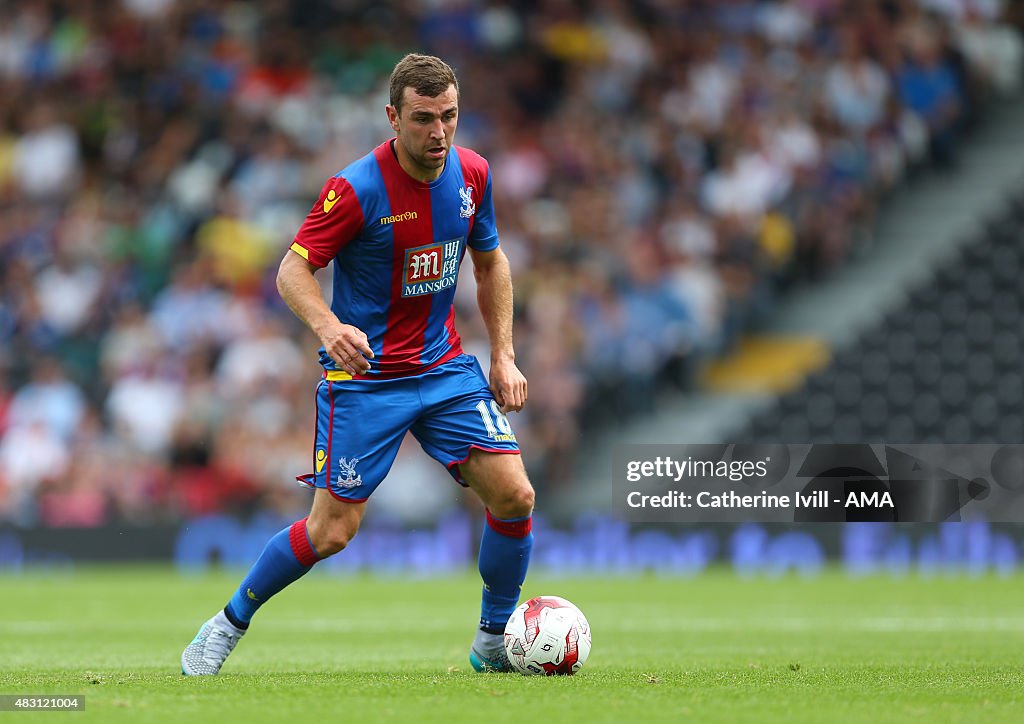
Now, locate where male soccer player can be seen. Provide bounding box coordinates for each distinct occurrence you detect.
[182,54,534,675]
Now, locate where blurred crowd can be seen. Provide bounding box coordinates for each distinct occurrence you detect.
[1,0,1021,527]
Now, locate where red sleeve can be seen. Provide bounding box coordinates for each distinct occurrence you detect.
[289,176,364,268]
[454,146,498,250]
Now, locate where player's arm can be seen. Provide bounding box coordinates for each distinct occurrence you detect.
[277,249,373,376]
[469,246,526,412]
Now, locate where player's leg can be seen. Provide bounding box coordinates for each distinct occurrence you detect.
[305,489,367,555]
[222,493,366,628]
[460,450,535,672]
[181,495,366,676]
[182,378,412,676]
[411,354,533,672]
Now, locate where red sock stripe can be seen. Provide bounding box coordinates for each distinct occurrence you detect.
[485,509,533,538]
[289,518,320,567]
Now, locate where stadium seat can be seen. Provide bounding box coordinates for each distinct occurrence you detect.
[733,188,1024,443]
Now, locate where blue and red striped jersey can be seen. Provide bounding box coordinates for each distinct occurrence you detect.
[290,139,498,379]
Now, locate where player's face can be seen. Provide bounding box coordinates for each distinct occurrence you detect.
[387,84,458,182]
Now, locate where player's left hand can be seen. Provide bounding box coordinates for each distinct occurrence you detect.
[489,356,527,413]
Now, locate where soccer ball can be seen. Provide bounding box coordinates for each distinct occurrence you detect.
[504,595,592,675]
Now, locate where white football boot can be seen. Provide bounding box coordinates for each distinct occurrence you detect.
[181,611,246,676]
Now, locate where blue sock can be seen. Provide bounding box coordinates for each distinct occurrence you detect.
[478,510,533,633]
[224,518,321,628]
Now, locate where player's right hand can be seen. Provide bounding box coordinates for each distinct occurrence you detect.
[322,323,374,375]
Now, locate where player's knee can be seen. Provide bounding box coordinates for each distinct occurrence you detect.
[514,484,535,516]
[308,521,359,557]
[492,481,534,519]
[314,528,356,557]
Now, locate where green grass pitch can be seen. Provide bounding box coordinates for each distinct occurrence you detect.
[1,567,1022,723]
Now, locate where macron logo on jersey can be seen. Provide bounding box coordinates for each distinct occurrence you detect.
[403,239,461,297]
[379,211,418,225]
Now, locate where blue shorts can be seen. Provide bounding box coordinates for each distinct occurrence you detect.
[298,354,520,502]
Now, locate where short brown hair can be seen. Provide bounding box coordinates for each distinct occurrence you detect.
[389,54,459,111]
